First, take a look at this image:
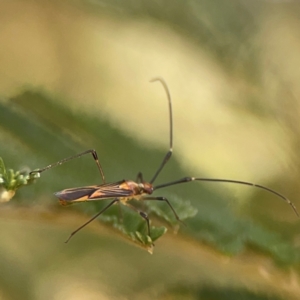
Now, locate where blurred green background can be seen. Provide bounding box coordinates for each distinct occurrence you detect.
[1,0,300,299]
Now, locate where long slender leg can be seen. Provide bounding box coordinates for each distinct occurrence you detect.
[150,78,173,184]
[136,172,144,183]
[30,149,106,184]
[142,196,185,226]
[154,177,299,217]
[125,203,151,237]
[65,198,119,243]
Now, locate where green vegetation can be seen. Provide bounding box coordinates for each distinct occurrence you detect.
[1,0,300,299]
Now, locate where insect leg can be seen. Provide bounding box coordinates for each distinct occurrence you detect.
[136,172,144,183]
[125,203,151,237]
[30,149,106,184]
[65,198,119,243]
[142,196,185,226]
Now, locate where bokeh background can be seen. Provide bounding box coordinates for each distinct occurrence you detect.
[1,0,300,299]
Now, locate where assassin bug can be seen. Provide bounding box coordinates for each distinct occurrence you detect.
[30,78,298,244]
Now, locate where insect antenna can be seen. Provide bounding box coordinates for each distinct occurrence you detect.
[149,77,173,184]
[154,177,299,217]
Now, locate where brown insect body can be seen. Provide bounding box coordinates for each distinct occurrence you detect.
[56,180,154,206]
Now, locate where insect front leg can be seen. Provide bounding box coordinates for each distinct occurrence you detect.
[136,172,144,183]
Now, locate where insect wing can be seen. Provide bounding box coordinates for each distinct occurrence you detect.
[55,181,134,205]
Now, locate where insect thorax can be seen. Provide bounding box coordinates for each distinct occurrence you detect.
[124,180,153,196]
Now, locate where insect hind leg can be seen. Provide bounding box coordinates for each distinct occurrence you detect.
[30,149,106,184]
[65,198,119,243]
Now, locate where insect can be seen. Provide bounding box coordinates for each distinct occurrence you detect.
[30,78,298,244]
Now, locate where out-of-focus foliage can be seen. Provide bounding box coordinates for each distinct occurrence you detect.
[1,0,300,299]
[3,90,298,263]
[0,88,299,299]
